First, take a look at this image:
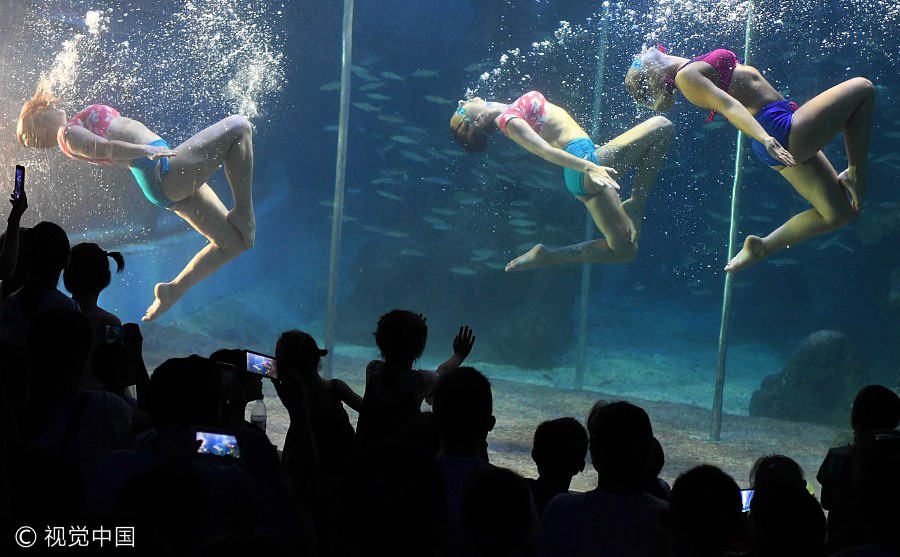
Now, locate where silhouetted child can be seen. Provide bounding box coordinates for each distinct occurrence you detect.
[818,385,900,552]
[355,309,474,452]
[645,435,671,501]
[669,465,742,557]
[526,417,588,516]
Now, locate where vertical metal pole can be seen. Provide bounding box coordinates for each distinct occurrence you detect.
[710,2,753,441]
[324,0,354,379]
[575,1,610,390]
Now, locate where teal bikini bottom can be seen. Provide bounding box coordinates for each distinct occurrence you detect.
[130,139,175,208]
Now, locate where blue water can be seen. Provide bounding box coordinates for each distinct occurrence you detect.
[1,0,897,417]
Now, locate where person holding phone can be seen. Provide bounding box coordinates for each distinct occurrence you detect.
[16,80,256,321]
[0,169,28,307]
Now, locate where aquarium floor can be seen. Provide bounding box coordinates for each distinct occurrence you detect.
[250,349,841,494]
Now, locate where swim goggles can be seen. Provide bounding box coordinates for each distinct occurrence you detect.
[456,106,490,136]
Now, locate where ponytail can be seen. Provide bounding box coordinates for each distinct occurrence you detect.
[107,250,125,273]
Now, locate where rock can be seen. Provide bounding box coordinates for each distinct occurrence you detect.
[890,267,900,310]
[749,330,869,426]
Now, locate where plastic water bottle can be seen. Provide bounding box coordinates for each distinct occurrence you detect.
[250,399,267,432]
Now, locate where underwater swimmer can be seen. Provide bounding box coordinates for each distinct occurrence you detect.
[450,92,673,271]
[626,46,874,273]
[17,81,256,321]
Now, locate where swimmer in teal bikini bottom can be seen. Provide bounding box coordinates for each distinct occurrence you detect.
[562,137,600,197]
[130,139,175,208]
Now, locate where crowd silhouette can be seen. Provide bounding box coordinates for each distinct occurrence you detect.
[1,193,899,557]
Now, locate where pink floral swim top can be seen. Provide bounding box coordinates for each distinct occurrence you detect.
[57,104,121,165]
[497,91,547,136]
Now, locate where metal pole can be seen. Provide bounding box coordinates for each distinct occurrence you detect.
[710,2,753,441]
[575,1,610,390]
[324,0,354,379]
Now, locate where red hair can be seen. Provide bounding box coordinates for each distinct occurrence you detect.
[16,80,59,147]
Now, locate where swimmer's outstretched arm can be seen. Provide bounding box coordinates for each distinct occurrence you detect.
[676,69,795,166]
[61,125,177,162]
[504,119,620,190]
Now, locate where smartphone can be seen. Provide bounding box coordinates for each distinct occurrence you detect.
[741,489,754,512]
[195,430,240,458]
[14,165,25,200]
[245,350,278,379]
[104,324,126,343]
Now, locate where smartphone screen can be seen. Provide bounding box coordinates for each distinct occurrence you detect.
[104,324,126,343]
[14,165,25,200]
[246,350,278,379]
[196,431,240,458]
[741,489,754,512]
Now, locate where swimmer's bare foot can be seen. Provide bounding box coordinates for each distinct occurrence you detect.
[227,209,256,249]
[505,244,552,272]
[724,235,766,273]
[621,198,643,242]
[838,167,865,215]
[143,282,182,322]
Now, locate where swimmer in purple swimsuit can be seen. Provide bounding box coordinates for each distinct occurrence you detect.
[626,46,874,273]
[450,92,673,272]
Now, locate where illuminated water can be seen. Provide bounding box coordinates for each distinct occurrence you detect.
[1,0,898,473]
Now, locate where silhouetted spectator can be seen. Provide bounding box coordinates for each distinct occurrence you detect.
[645,435,672,501]
[90,324,152,424]
[277,330,360,484]
[669,464,742,557]
[750,454,806,491]
[19,307,135,477]
[462,466,540,557]
[434,366,512,556]
[339,441,445,557]
[832,434,900,557]
[818,385,900,552]
[526,417,588,516]
[355,309,474,452]
[540,400,671,557]
[63,243,125,389]
[1,221,78,347]
[748,483,825,557]
[210,348,264,426]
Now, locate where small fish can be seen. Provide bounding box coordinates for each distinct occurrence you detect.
[380,71,405,81]
[399,150,429,163]
[514,228,537,235]
[377,190,403,201]
[319,199,335,208]
[431,222,452,230]
[633,282,646,291]
[318,81,341,91]
[359,81,386,91]
[350,66,378,81]
[472,249,496,259]
[508,210,527,218]
[454,193,482,205]
[484,262,506,270]
[385,169,407,176]
[691,288,714,296]
[835,240,855,253]
[816,235,842,251]
[450,267,477,276]
[353,102,381,112]
[509,218,537,227]
[423,216,447,226]
[366,93,391,101]
[371,177,400,185]
[322,125,339,132]
[402,125,427,134]
[706,210,728,223]
[424,176,453,186]
[884,131,900,139]
[746,214,773,223]
[377,114,406,123]
[424,95,454,105]
[464,62,488,72]
[766,257,799,265]
[510,200,532,207]
[409,69,439,78]
[429,151,450,161]
[496,175,516,185]
[705,120,726,130]
[431,208,457,216]
[400,249,426,257]
[362,224,387,234]
[382,230,409,238]
[390,135,418,145]
[441,149,465,157]
[516,242,535,252]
